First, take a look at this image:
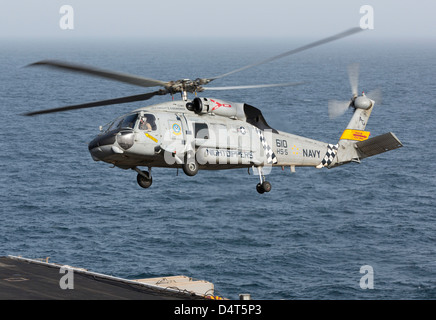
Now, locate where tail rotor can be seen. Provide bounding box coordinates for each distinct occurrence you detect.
[328,63,381,119]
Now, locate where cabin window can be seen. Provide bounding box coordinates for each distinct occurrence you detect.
[194,122,209,139]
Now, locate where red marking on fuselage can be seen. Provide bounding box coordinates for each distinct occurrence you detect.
[210,99,232,111]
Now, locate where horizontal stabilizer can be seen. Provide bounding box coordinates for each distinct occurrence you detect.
[355,132,403,158]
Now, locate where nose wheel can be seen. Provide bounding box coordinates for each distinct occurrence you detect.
[255,166,271,194]
[134,167,152,189]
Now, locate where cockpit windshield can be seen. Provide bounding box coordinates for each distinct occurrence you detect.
[120,114,138,129]
[105,113,138,132]
[104,113,157,133]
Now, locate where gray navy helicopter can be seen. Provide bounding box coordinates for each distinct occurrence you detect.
[25,27,403,193]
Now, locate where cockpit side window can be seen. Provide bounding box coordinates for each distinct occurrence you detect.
[138,114,157,131]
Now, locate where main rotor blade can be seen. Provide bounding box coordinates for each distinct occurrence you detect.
[28,60,169,89]
[203,82,305,91]
[209,27,364,81]
[23,90,167,116]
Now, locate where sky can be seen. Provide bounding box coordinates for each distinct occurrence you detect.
[0,0,434,41]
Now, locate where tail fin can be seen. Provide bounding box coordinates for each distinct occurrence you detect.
[332,102,403,166]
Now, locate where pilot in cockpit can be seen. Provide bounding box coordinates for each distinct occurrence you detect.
[139,115,152,131]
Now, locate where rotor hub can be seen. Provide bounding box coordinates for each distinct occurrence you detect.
[354,95,372,110]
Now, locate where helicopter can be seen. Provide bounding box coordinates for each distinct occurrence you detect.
[24,27,403,194]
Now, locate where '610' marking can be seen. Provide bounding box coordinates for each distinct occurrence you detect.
[276,139,288,155]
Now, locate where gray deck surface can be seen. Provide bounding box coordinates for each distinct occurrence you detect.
[0,256,204,300]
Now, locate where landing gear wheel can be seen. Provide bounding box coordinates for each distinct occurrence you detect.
[182,153,199,176]
[256,183,265,194]
[256,181,271,194]
[136,171,152,188]
[254,166,272,194]
[262,181,272,193]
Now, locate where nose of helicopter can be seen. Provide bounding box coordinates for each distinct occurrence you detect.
[88,130,134,161]
[88,143,115,162]
[88,132,116,161]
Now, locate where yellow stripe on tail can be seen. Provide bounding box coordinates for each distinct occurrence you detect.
[340,129,370,141]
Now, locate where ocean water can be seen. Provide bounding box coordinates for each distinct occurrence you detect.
[1,36,436,300]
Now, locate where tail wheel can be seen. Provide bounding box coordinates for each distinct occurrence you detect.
[137,170,152,188]
[182,152,199,176]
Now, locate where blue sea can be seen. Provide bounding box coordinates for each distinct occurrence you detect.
[1,35,435,300]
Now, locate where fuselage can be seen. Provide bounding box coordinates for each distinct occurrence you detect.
[88,98,330,171]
